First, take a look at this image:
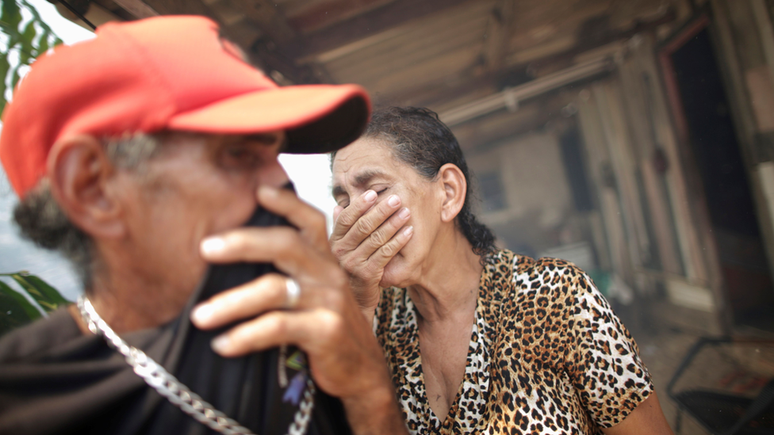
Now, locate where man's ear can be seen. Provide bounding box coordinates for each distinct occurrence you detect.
[438,163,467,223]
[47,134,125,239]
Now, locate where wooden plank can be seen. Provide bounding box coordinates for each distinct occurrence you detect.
[451,92,572,151]
[143,0,214,17]
[286,0,392,33]
[232,0,297,43]
[112,0,158,18]
[309,0,494,64]
[284,0,475,59]
[380,8,675,109]
[324,17,488,84]
[155,0,333,85]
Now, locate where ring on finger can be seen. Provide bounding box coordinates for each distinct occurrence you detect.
[284,277,301,309]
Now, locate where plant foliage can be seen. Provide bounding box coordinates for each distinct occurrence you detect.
[0,272,70,335]
[0,0,63,116]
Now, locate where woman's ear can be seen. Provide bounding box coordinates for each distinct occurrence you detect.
[439,163,467,223]
[47,134,126,239]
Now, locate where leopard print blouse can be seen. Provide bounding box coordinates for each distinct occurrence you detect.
[374,250,654,434]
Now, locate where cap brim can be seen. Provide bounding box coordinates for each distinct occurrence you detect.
[167,84,370,154]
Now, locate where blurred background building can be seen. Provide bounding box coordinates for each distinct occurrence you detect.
[13,0,774,431]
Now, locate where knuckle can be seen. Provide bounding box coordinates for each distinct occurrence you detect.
[352,216,374,236]
[332,245,348,259]
[341,258,358,274]
[380,240,399,257]
[268,314,289,337]
[274,230,301,260]
[224,232,249,254]
[368,230,388,247]
[316,309,345,339]
[337,209,358,227]
[308,211,326,232]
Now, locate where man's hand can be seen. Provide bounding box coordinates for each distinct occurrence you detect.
[190,185,407,435]
[329,190,413,319]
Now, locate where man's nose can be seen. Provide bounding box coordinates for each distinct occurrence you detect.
[256,158,290,189]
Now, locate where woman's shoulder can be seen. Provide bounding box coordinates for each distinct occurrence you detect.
[491,251,601,317]
[492,250,591,292]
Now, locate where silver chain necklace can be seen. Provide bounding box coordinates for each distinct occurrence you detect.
[76,295,315,435]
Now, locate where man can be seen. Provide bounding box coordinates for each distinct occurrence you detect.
[0,16,406,435]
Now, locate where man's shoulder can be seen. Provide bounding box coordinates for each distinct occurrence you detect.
[0,306,81,363]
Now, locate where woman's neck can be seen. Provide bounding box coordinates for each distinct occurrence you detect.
[407,230,483,324]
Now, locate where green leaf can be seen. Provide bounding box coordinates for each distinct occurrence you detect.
[0,53,10,96]
[9,273,68,313]
[0,279,42,335]
[0,0,65,119]
[1,0,23,30]
[37,29,49,55]
[9,63,20,90]
[21,274,69,306]
[0,279,42,320]
[0,295,36,335]
[18,20,36,64]
[18,0,42,23]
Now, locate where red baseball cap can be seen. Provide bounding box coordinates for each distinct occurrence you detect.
[0,15,370,197]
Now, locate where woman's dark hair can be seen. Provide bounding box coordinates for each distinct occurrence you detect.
[334,106,496,260]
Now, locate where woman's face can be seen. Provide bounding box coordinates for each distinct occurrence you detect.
[331,137,445,288]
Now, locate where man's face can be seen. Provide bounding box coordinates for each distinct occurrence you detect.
[112,131,288,317]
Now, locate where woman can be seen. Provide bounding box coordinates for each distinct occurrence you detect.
[329,107,673,434]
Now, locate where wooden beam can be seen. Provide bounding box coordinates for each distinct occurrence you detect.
[482,0,515,71]
[286,0,392,33]
[451,90,580,152]
[380,6,676,109]
[143,0,214,17]
[111,0,158,19]
[380,61,530,108]
[144,0,333,85]
[228,0,297,44]
[247,37,332,84]
[285,0,475,60]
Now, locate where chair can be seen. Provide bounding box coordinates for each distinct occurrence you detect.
[667,337,774,434]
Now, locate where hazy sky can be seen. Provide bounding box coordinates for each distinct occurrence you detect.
[0,0,338,300]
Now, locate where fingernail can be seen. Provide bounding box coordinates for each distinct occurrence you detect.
[387,195,400,207]
[212,335,230,353]
[201,237,225,255]
[403,226,414,236]
[364,190,377,202]
[398,207,410,219]
[191,304,213,324]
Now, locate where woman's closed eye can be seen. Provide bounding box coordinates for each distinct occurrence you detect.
[372,186,389,196]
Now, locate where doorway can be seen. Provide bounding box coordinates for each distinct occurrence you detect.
[661,19,774,329]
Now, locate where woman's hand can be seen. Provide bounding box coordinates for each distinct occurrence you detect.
[328,190,413,319]
[190,185,407,435]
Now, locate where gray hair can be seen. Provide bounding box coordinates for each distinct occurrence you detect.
[12,133,162,290]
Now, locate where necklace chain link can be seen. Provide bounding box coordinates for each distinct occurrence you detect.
[77,295,315,435]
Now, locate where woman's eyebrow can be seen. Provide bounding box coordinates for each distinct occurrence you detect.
[331,169,387,198]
